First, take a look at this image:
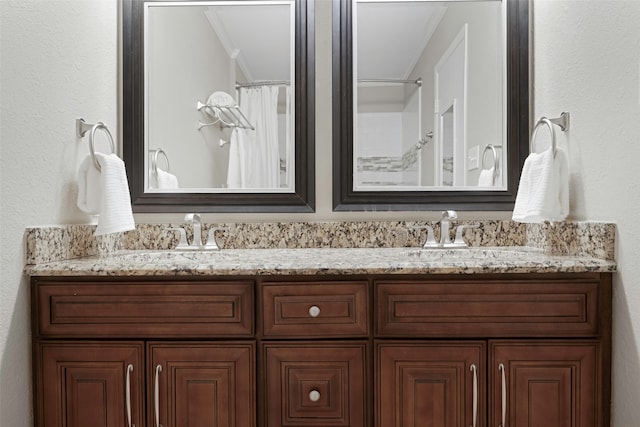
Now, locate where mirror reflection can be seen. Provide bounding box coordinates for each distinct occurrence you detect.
[145,1,295,192]
[354,0,505,191]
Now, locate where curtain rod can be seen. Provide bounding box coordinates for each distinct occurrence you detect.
[358,78,422,86]
[235,80,290,88]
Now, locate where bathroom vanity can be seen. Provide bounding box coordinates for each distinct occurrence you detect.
[27,246,614,427]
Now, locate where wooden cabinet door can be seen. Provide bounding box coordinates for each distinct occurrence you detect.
[376,341,486,427]
[262,342,368,427]
[490,341,600,427]
[35,342,144,427]
[149,342,255,427]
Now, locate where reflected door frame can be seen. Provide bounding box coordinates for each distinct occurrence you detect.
[434,24,468,187]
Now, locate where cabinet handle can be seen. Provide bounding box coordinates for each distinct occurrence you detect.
[498,363,506,427]
[470,364,477,427]
[125,364,134,427]
[308,305,321,318]
[155,364,163,427]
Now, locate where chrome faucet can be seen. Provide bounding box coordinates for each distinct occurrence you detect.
[415,210,474,248]
[184,213,204,248]
[167,214,229,250]
[439,210,457,246]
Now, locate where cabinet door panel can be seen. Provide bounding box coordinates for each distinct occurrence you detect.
[35,342,144,427]
[490,341,600,427]
[375,341,485,427]
[149,342,255,427]
[262,342,368,427]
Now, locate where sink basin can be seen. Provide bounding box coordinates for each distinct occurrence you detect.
[109,250,242,263]
[101,247,543,272]
[401,247,536,261]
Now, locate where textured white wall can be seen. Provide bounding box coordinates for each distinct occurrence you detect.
[0,1,118,426]
[533,0,640,424]
[1,0,639,425]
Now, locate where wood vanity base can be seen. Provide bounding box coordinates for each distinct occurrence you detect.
[31,272,612,427]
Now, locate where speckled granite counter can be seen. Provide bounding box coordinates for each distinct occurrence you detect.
[23,220,617,276]
[24,246,616,277]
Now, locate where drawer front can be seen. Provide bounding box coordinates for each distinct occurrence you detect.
[261,282,369,337]
[376,279,599,337]
[262,342,368,427]
[35,279,254,338]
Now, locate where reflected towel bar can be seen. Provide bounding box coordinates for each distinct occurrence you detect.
[196,101,254,131]
[150,148,170,175]
[482,144,501,171]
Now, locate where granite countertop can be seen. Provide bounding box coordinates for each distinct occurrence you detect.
[24,246,617,277]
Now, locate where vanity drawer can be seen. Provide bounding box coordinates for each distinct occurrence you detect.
[33,278,254,338]
[261,281,369,337]
[376,277,600,337]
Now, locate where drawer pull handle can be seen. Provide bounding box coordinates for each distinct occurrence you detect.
[155,364,163,427]
[499,363,506,427]
[126,364,134,427]
[470,364,477,427]
[309,389,321,402]
[308,305,321,318]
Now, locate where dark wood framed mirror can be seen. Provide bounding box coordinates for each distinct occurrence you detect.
[332,0,529,211]
[123,0,315,213]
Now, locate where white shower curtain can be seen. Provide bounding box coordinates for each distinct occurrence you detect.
[227,85,280,189]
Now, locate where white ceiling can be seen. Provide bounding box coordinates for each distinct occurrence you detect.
[356,2,447,80]
[204,3,292,83]
[204,1,446,83]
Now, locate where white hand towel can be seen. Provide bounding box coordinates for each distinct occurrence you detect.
[478,167,495,187]
[155,168,179,189]
[512,147,569,223]
[226,129,245,189]
[76,153,136,236]
[493,167,502,187]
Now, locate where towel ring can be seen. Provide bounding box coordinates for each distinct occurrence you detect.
[530,117,557,157]
[76,118,115,171]
[482,144,500,171]
[150,148,170,175]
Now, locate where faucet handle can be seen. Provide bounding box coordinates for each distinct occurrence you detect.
[451,224,479,248]
[204,226,229,250]
[166,227,190,249]
[184,213,205,247]
[413,225,438,248]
